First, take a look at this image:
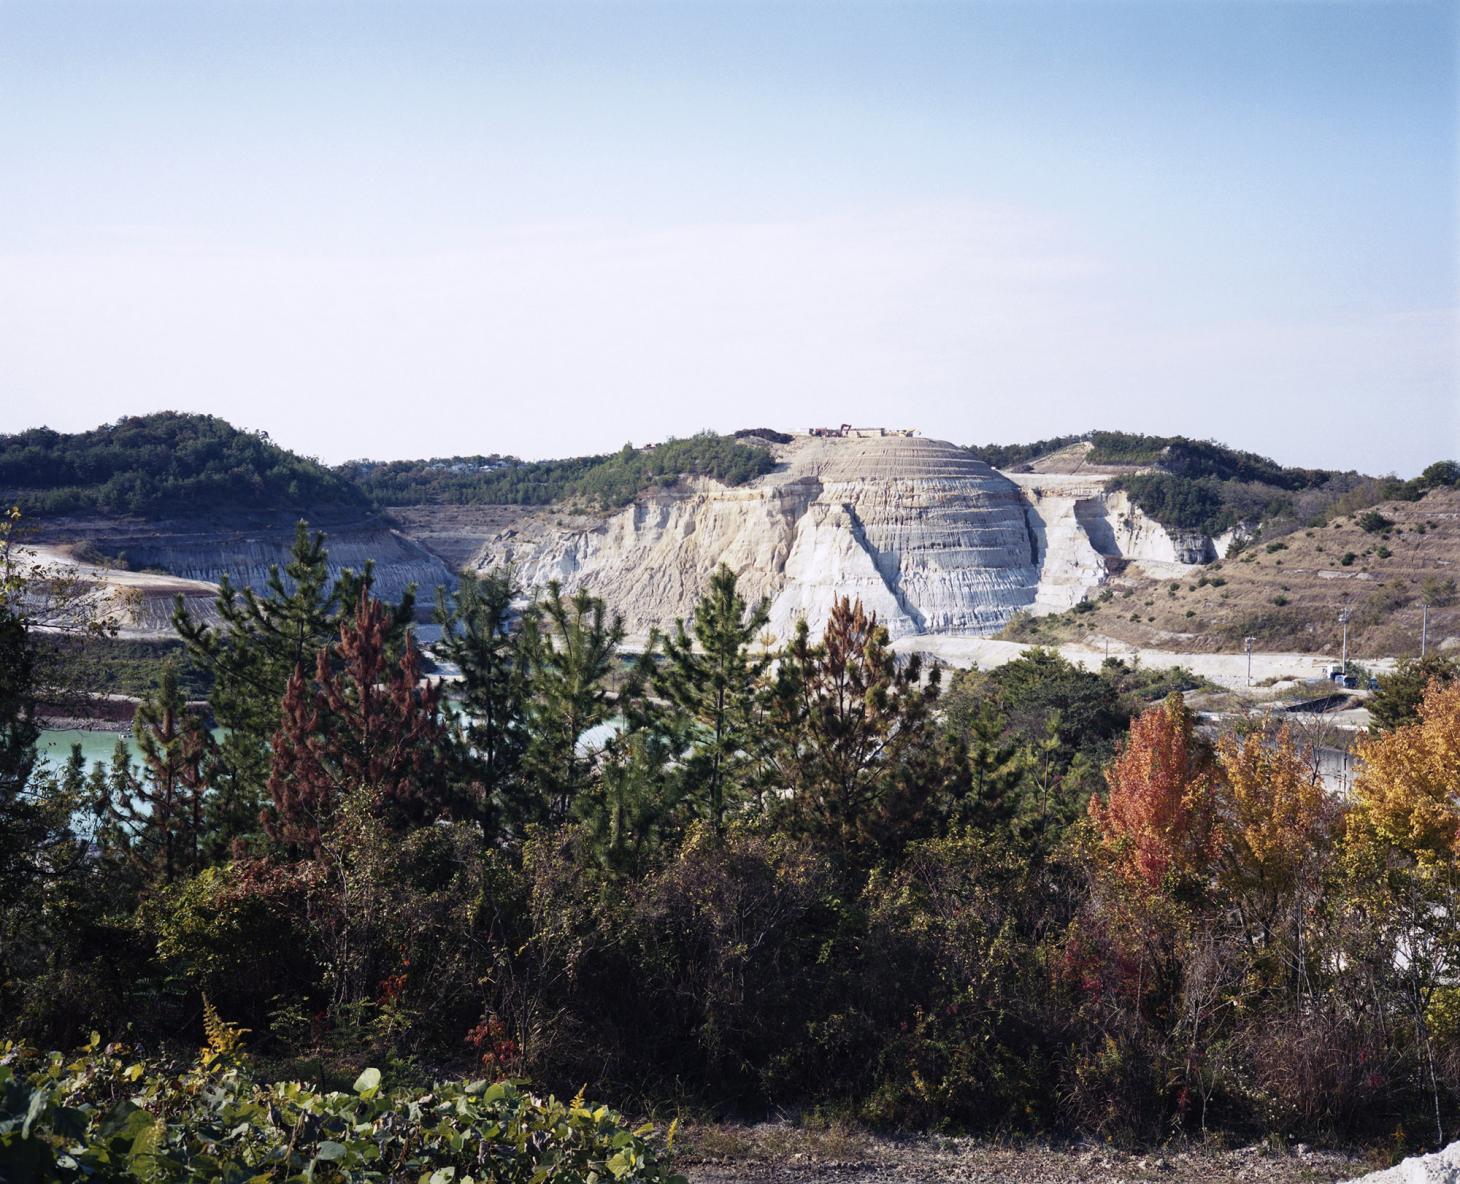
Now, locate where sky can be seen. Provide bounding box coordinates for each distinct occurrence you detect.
[1,0,1456,475]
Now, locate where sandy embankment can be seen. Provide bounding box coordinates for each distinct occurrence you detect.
[21,544,220,640]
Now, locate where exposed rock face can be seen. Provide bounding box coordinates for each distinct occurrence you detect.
[28,512,455,631]
[478,436,1042,641]
[472,434,1248,642]
[1008,474,1119,613]
[27,438,1242,646]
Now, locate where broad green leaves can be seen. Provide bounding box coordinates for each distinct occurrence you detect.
[0,1041,685,1184]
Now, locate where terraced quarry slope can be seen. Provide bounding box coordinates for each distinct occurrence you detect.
[22,510,454,637]
[473,434,1043,641]
[467,434,1233,643]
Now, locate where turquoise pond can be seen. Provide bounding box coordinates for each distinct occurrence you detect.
[37,728,143,770]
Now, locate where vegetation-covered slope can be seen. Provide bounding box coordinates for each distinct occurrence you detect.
[341,432,775,508]
[0,416,776,520]
[965,429,1457,540]
[0,413,367,517]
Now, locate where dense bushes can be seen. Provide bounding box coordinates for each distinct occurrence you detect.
[1109,473,1236,534]
[4,529,1460,1154]
[0,413,366,517]
[962,434,1084,469]
[340,453,604,506]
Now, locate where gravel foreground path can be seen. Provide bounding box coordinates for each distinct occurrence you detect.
[678,1126,1375,1184]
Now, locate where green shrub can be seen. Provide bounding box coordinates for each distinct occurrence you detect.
[0,1036,682,1183]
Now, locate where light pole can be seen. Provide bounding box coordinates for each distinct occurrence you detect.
[1245,635,1255,687]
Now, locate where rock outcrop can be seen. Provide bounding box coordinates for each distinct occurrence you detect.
[27,436,1245,646]
[28,511,455,636]
[469,433,1246,642]
[1343,1142,1460,1183]
[476,435,1043,642]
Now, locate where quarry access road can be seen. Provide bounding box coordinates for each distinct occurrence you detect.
[892,634,1396,693]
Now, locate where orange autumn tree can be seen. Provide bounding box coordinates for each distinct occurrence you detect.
[1349,679,1460,865]
[1088,693,1222,898]
[1073,692,1225,1124]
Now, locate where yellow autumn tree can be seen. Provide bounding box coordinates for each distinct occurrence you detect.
[1214,725,1335,994]
[1350,679,1460,864]
[1217,725,1332,901]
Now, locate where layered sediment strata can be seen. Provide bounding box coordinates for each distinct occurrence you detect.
[474,435,1042,641]
[27,511,455,634]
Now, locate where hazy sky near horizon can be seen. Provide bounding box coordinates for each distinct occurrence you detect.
[2,1,1456,475]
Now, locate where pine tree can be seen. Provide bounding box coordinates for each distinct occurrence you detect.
[174,520,413,854]
[96,664,214,883]
[577,726,684,875]
[768,596,959,857]
[650,564,770,833]
[0,507,40,817]
[519,582,625,826]
[435,569,530,832]
[0,551,44,915]
[264,592,448,853]
[959,701,1029,834]
[1368,654,1460,734]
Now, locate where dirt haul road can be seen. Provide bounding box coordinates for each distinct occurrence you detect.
[893,633,1396,692]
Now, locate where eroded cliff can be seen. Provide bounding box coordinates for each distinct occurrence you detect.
[470,434,1225,641]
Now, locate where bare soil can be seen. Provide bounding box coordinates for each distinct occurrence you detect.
[677,1124,1375,1184]
[1007,489,1460,662]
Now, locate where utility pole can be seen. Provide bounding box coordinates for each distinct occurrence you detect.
[1339,608,1352,675]
[1422,601,1429,658]
[1245,636,1255,687]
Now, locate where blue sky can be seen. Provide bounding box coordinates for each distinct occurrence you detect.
[2,0,1455,473]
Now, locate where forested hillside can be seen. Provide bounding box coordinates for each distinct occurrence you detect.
[0,413,367,517]
[0,415,776,520]
[342,433,775,508]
